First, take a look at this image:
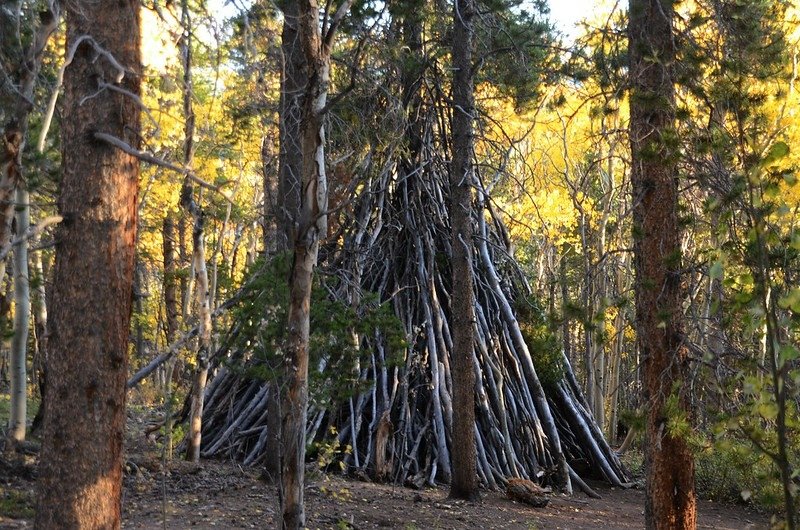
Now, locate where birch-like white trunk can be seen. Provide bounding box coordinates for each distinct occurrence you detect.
[186,220,211,462]
[30,238,47,394]
[177,0,212,463]
[2,1,60,445]
[8,187,30,442]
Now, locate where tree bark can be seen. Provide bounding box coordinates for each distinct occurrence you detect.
[448,0,479,501]
[0,0,61,446]
[628,1,697,528]
[8,186,30,442]
[29,240,48,435]
[184,202,211,462]
[162,214,179,457]
[31,240,48,393]
[262,134,280,254]
[133,259,145,359]
[34,0,140,526]
[281,1,352,527]
[163,215,181,384]
[278,0,305,252]
[265,0,307,484]
[175,0,212,464]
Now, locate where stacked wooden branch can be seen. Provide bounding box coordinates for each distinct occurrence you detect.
[198,107,629,494]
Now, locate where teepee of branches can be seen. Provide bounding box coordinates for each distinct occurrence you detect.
[197,76,629,494]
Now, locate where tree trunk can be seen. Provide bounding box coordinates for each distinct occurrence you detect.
[184,204,211,462]
[163,214,180,385]
[280,3,324,525]
[199,0,626,499]
[281,1,352,527]
[31,241,48,394]
[174,0,212,464]
[133,258,145,358]
[0,0,60,447]
[628,1,696,528]
[163,214,179,457]
[278,0,305,253]
[264,0,307,484]
[262,134,279,254]
[34,1,140,526]
[448,0,479,501]
[29,242,48,435]
[8,186,30,443]
[559,252,572,363]
[179,215,192,321]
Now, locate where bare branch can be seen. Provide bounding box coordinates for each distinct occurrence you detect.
[0,215,62,261]
[82,81,160,135]
[38,34,127,152]
[322,0,354,52]
[126,285,243,389]
[92,132,234,204]
[126,328,198,389]
[320,14,377,116]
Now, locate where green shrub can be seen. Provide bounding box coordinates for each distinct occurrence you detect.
[516,295,563,386]
[0,488,35,519]
[695,438,787,509]
[230,253,406,405]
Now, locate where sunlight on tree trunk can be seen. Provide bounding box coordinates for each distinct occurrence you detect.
[35,0,141,525]
[628,0,696,527]
[179,0,212,464]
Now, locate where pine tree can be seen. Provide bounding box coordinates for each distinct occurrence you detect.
[449,0,480,501]
[35,1,141,526]
[628,0,696,527]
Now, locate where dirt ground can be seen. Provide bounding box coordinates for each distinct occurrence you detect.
[121,459,771,530]
[0,410,775,529]
[0,449,773,530]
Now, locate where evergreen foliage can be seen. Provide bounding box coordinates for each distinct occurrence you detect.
[229,254,406,405]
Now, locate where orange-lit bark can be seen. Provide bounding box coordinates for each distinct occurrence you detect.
[629,1,697,528]
[35,1,141,526]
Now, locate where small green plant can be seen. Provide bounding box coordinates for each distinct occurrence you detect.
[309,426,353,500]
[309,426,352,474]
[618,449,644,478]
[158,381,185,460]
[336,518,354,530]
[0,488,35,519]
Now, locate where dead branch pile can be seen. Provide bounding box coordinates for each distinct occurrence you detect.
[198,115,629,493]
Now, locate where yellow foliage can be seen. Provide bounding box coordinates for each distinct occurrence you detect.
[482,67,628,254]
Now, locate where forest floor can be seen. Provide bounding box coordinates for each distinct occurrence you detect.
[0,406,774,529]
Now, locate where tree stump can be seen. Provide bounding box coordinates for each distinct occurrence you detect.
[506,478,550,508]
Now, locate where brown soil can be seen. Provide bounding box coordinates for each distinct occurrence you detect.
[0,450,772,530]
[0,411,774,529]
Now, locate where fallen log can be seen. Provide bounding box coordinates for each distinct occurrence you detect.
[506,478,550,508]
